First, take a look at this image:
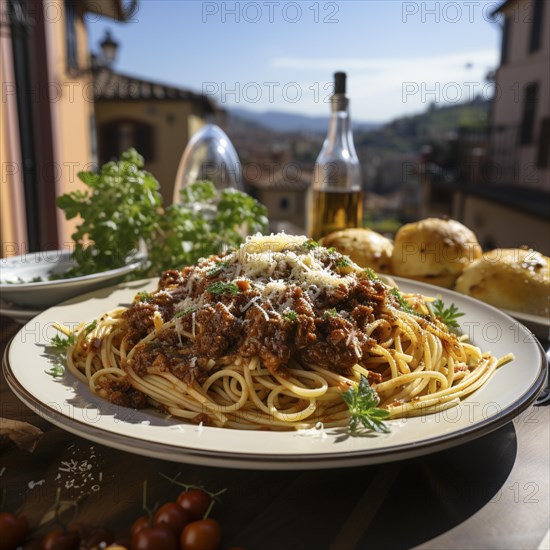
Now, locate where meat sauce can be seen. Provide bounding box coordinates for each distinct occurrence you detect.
[122,242,394,389]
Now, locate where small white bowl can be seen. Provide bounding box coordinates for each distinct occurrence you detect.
[0,250,145,309]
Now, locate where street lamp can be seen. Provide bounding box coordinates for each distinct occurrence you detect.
[99,30,119,68]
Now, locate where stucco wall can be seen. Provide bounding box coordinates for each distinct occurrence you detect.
[253,188,307,231]
[456,194,550,255]
[493,0,550,191]
[94,101,206,203]
[49,0,96,245]
[0,20,27,256]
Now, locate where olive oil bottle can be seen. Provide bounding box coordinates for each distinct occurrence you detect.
[308,72,363,241]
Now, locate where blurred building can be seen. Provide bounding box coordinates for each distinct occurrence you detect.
[235,134,312,233]
[0,0,215,256]
[93,67,216,202]
[462,0,550,253]
[491,0,549,191]
[1,0,136,254]
[246,169,311,234]
[421,0,550,254]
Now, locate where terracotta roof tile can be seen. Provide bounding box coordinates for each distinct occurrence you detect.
[93,68,215,113]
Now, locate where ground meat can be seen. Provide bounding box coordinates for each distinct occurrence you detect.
[295,315,317,349]
[348,279,387,313]
[298,316,364,374]
[130,339,207,384]
[233,289,261,313]
[158,269,183,290]
[170,357,207,384]
[299,342,339,372]
[193,303,241,358]
[290,287,314,316]
[367,371,383,384]
[150,292,177,321]
[120,252,393,384]
[191,413,216,426]
[124,303,157,343]
[324,283,350,306]
[351,305,375,330]
[241,306,294,374]
[99,376,148,408]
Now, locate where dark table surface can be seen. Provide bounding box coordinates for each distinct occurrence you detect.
[1,315,549,550]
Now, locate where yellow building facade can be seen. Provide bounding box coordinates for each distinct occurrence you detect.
[1,0,133,255]
[93,69,215,202]
[1,0,213,257]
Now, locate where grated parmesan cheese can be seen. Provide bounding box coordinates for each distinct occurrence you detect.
[159,233,368,322]
[254,302,270,321]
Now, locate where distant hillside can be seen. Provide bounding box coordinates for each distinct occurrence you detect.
[230,107,381,134]
[355,97,491,154]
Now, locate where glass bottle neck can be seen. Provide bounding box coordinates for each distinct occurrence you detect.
[323,101,357,158]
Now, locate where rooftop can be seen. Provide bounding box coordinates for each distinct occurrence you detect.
[93,67,216,113]
[245,169,311,191]
[490,0,518,15]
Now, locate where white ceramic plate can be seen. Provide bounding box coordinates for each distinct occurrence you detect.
[0,250,145,309]
[0,301,41,324]
[3,278,547,470]
[502,309,550,341]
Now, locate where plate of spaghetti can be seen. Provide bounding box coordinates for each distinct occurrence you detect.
[3,234,547,469]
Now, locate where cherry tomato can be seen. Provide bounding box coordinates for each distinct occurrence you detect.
[0,512,29,550]
[41,527,81,550]
[130,515,151,538]
[179,519,221,550]
[153,502,190,536]
[176,490,212,520]
[131,525,179,550]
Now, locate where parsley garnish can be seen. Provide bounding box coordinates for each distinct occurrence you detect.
[137,291,152,303]
[390,288,419,316]
[327,247,337,254]
[56,150,268,279]
[342,375,390,434]
[303,239,319,251]
[45,363,65,378]
[207,282,240,295]
[432,298,464,329]
[174,307,195,319]
[323,308,338,319]
[83,320,97,335]
[283,310,297,321]
[50,333,76,350]
[363,267,378,281]
[337,256,351,268]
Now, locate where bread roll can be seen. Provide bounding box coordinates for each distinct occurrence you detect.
[455,248,550,316]
[391,217,482,288]
[320,228,393,274]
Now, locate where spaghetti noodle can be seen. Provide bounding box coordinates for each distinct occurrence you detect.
[59,234,513,431]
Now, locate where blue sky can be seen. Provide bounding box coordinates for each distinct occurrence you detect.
[87,1,503,123]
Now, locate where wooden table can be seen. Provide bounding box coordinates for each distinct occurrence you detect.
[1,315,548,550]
